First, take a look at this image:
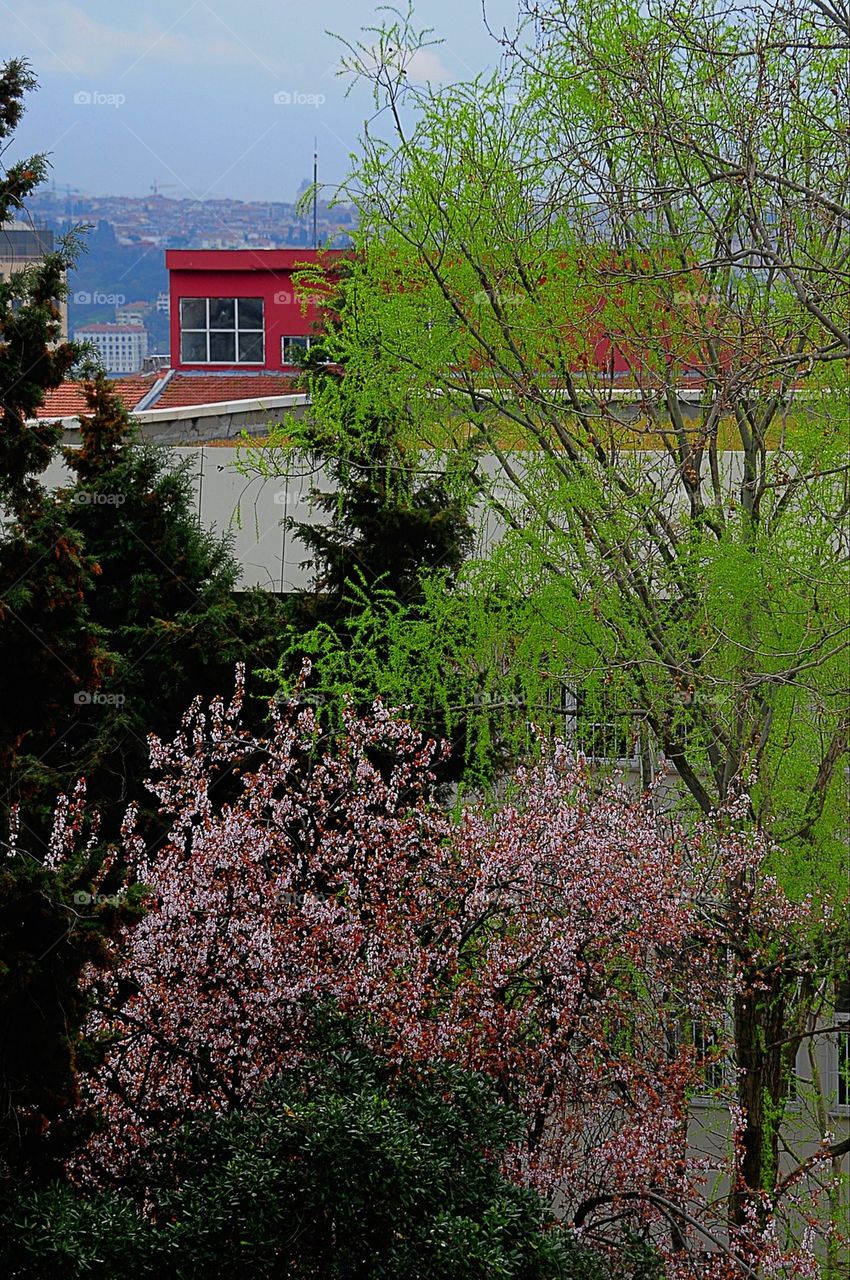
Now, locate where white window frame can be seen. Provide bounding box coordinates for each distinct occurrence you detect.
[280,334,311,366]
[179,297,265,365]
[830,982,850,1115]
[557,681,640,765]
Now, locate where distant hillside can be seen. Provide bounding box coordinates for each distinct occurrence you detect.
[23,190,356,352]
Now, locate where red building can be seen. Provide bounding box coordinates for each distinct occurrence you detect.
[166,249,345,373]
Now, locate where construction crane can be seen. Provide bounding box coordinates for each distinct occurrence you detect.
[150,181,177,197]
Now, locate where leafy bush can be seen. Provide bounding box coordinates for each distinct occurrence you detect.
[3,1024,619,1279]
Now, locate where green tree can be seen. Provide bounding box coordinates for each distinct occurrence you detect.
[2,1021,636,1280]
[244,268,485,783]
[309,0,850,1252]
[51,371,285,838]
[0,58,107,828]
[0,60,133,1189]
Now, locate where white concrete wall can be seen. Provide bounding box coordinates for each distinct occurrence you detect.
[39,446,512,591]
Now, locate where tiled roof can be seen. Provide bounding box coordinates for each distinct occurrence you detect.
[35,376,153,418]
[74,324,147,334]
[151,372,299,409]
[32,371,302,419]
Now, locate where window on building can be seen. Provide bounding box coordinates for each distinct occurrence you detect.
[834,980,849,1111]
[281,335,311,365]
[280,335,311,365]
[553,680,638,763]
[179,297,264,364]
[691,1019,728,1092]
[664,998,731,1096]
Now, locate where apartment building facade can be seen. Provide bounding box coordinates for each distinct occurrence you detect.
[0,222,68,339]
[74,322,149,373]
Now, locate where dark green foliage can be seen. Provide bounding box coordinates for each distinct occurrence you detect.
[0,60,81,503]
[28,372,290,840]
[288,334,476,627]
[0,60,104,806]
[0,61,124,1184]
[0,61,49,228]
[3,1024,620,1279]
[0,823,149,1188]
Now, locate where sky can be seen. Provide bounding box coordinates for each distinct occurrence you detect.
[3,0,520,204]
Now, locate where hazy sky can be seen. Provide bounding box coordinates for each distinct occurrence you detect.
[4,1,519,203]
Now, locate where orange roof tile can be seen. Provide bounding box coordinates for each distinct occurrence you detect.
[34,377,153,418]
[74,323,147,334]
[152,372,299,409]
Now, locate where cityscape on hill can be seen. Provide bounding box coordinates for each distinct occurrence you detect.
[24,186,356,355]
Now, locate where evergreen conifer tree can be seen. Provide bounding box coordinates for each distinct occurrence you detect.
[56,371,287,837]
[290,318,475,628]
[0,59,109,829]
[0,59,135,1190]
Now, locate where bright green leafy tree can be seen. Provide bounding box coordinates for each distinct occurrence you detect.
[301,0,850,1247]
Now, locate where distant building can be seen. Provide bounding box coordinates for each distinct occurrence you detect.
[116,301,151,324]
[141,353,170,374]
[166,249,346,373]
[0,221,68,339]
[75,322,149,373]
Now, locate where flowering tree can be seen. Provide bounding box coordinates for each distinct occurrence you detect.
[55,672,846,1275]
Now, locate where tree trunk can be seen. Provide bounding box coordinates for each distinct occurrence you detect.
[731,970,787,1233]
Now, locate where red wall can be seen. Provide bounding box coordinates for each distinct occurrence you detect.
[166,249,345,372]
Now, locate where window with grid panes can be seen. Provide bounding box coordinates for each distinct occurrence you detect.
[280,335,311,365]
[179,297,264,364]
[554,680,638,763]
